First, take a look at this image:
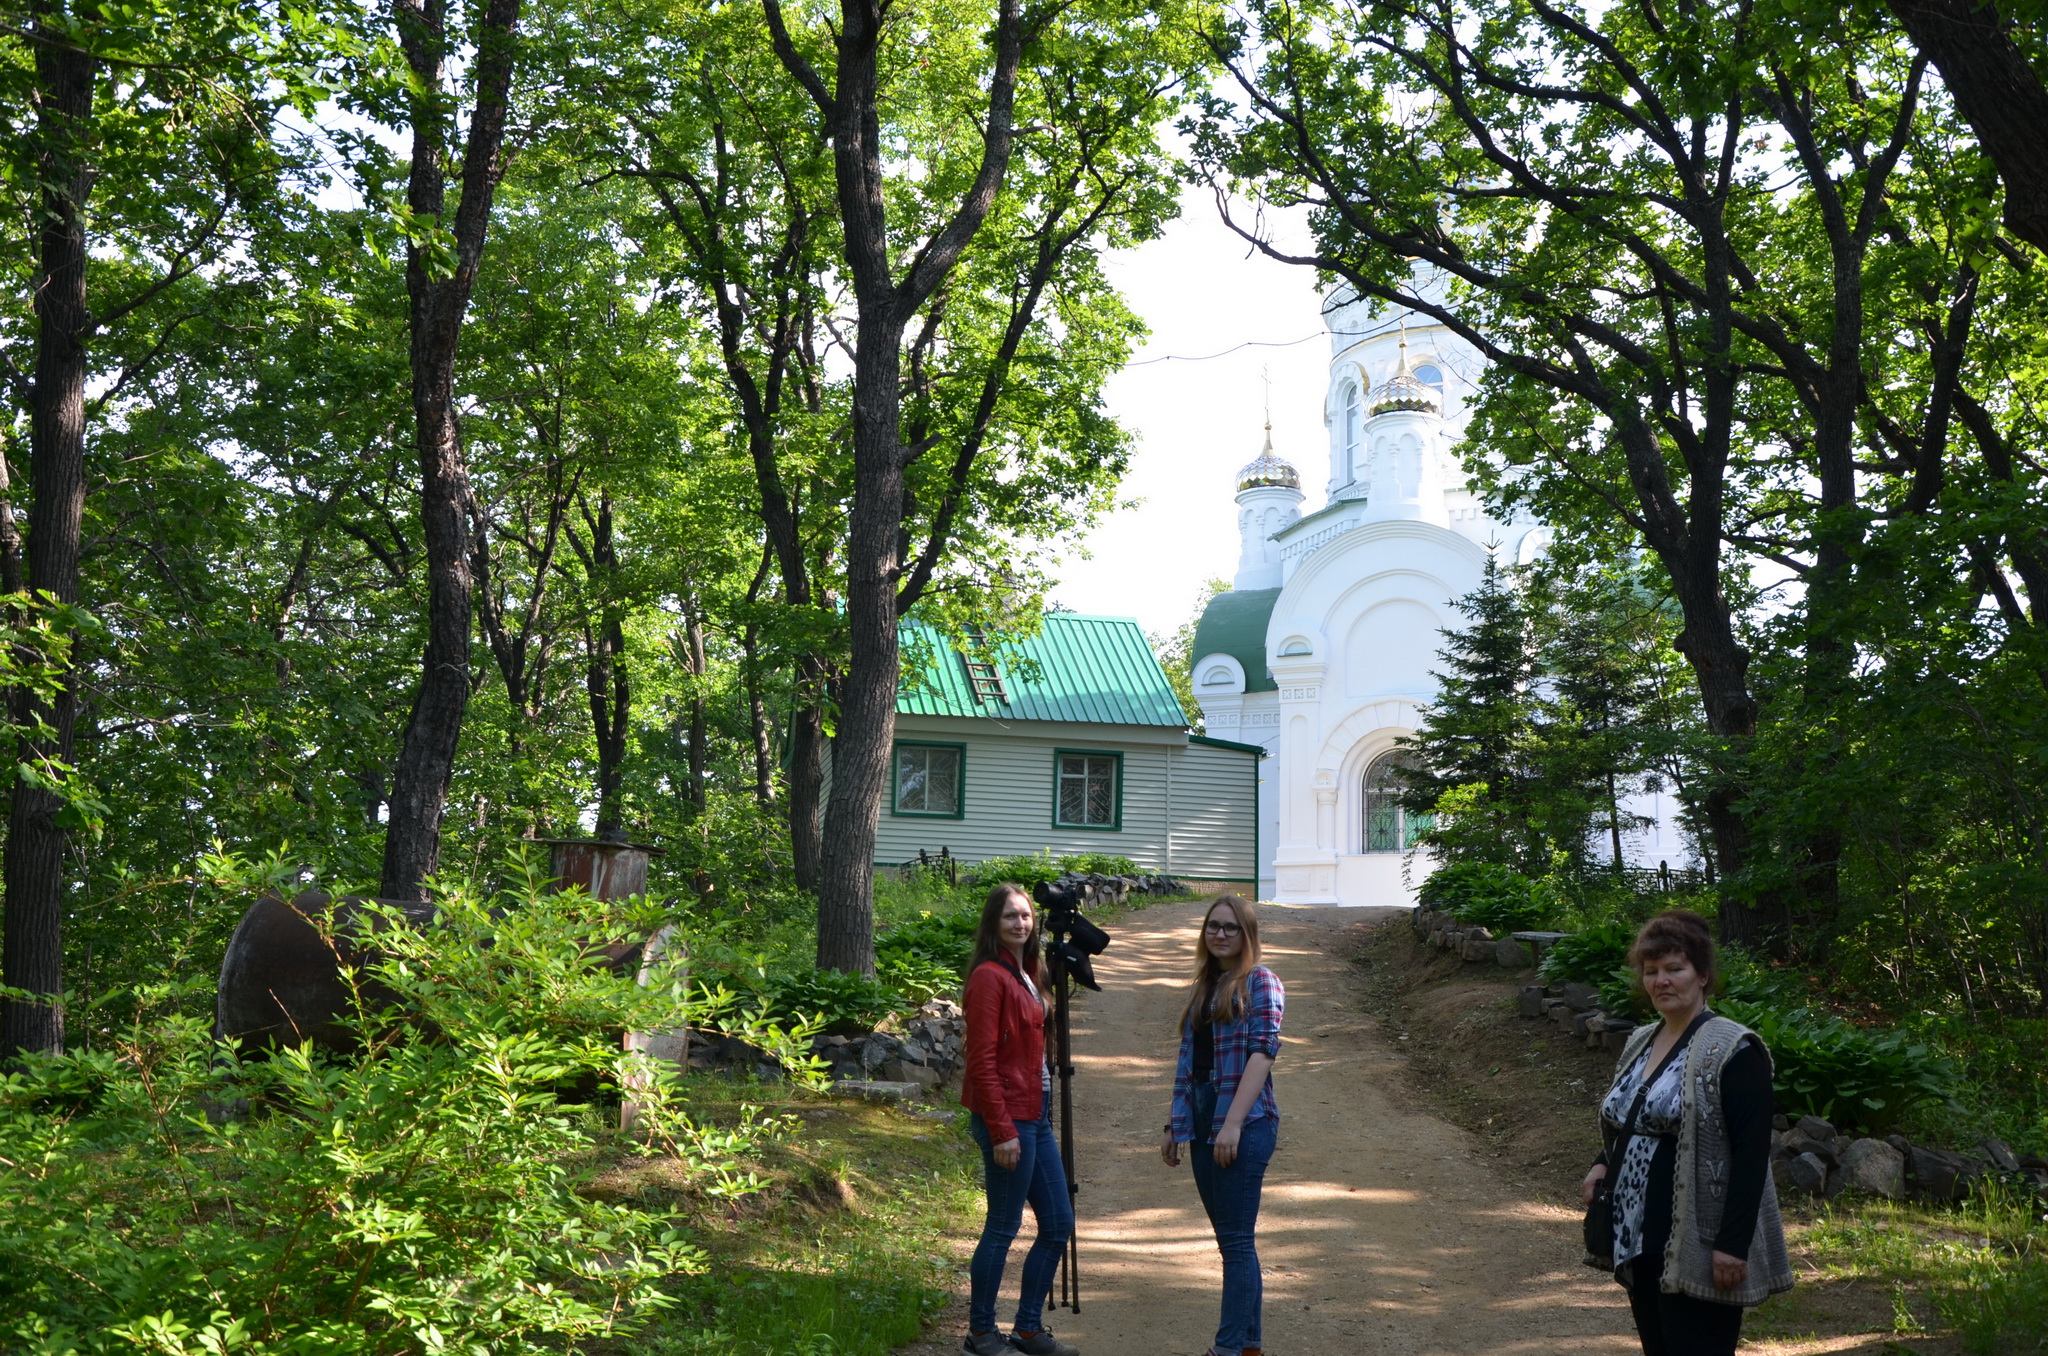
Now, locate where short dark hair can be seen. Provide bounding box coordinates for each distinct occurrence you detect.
[968,881,1042,983]
[1628,908,1719,993]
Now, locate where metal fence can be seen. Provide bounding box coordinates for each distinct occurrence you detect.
[1604,862,1713,895]
[901,846,959,887]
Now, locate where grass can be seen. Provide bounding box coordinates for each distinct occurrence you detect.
[618,881,1200,1355]
[1786,1178,2048,1354]
[585,1072,983,1356]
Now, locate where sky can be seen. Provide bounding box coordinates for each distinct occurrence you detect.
[1040,191,1332,640]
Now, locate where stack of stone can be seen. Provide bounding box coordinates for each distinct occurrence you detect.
[1769,1117,2048,1202]
[1516,981,1635,1052]
[684,1032,782,1081]
[816,997,968,1102]
[681,998,971,1103]
[1409,903,1550,969]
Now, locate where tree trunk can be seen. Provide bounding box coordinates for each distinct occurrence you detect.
[575,492,628,835]
[742,623,776,806]
[787,664,825,890]
[1606,769,1623,870]
[3,11,94,1059]
[379,0,524,901]
[816,310,907,975]
[765,0,1022,974]
[680,603,706,818]
[1888,0,2048,254]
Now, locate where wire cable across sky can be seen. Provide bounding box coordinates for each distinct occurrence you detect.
[1126,332,1324,365]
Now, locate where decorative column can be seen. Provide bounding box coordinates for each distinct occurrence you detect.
[1314,770,1339,851]
[1269,653,1339,904]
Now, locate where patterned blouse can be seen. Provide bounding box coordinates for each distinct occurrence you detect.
[1600,1040,1690,1269]
[1169,965,1284,1141]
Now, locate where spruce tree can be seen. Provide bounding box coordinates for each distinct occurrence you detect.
[1400,552,1546,871]
[1535,571,1661,872]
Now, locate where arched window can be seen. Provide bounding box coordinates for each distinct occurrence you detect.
[1413,363,1443,392]
[1342,383,1362,479]
[1362,751,1429,853]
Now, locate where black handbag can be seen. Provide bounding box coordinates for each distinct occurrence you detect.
[1583,1011,1711,1263]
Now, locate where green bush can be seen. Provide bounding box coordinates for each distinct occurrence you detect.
[1717,945,1806,1008]
[1894,1014,2048,1156]
[1538,920,1636,985]
[0,861,814,1355]
[1421,861,1555,933]
[872,869,977,930]
[1717,998,1956,1134]
[962,850,1139,889]
[876,908,979,972]
[751,968,904,1035]
[876,952,962,1006]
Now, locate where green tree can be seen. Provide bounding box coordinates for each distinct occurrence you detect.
[0,0,315,1054]
[374,0,528,902]
[1529,559,1705,875]
[570,0,1206,973]
[1191,0,2047,951]
[1400,553,1545,871]
[1153,577,1230,728]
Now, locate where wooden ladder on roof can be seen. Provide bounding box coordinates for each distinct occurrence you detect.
[962,630,1008,706]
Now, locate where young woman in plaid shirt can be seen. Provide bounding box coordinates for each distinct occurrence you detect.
[1159,895,1285,1356]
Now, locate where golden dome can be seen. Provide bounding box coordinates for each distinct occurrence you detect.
[1235,423,1300,492]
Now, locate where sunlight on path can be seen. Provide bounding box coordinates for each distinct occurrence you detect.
[1048,901,1640,1355]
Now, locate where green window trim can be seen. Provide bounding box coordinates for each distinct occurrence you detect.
[891,740,966,819]
[1052,748,1123,831]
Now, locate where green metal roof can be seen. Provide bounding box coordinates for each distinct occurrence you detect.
[1190,733,1266,756]
[897,613,1188,727]
[1191,588,1279,694]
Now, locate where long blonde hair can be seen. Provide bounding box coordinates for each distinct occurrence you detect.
[1182,895,1263,1029]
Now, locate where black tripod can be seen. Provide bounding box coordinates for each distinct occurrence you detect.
[1033,881,1110,1315]
[1045,939,1081,1312]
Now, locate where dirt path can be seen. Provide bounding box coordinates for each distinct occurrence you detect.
[1057,900,1641,1354]
[906,900,1643,1355]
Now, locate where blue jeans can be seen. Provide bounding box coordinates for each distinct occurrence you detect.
[967,1093,1072,1334]
[1189,1079,1277,1356]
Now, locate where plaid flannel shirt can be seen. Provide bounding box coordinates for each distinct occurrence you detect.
[1170,965,1284,1141]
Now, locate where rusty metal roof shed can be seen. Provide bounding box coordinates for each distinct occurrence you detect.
[896,613,1188,728]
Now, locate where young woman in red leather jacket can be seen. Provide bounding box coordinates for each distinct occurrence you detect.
[959,883,1077,1356]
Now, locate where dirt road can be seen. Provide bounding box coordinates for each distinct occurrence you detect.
[911,899,1643,1355]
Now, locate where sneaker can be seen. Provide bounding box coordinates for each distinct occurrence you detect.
[1009,1330,1078,1356]
[964,1334,1010,1356]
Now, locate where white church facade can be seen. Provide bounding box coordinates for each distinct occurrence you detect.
[1191,286,1683,906]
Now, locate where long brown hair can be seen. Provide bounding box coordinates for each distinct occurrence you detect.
[1182,894,1263,1029]
[968,881,1043,984]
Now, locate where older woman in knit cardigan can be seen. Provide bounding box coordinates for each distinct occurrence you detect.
[1580,910,1794,1356]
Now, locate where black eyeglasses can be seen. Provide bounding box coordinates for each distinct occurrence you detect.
[1204,921,1243,937]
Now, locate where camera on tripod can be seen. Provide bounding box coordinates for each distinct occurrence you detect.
[1028,876,1115,1312]
[1032,878,1112,991]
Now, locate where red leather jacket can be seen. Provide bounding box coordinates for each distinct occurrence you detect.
[961,956,1048,1143]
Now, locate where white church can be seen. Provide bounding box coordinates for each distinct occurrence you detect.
[1190,282,1689,906]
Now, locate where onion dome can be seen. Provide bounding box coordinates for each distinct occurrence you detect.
[1369,337,1441,416]
[1235,423,1301,492]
